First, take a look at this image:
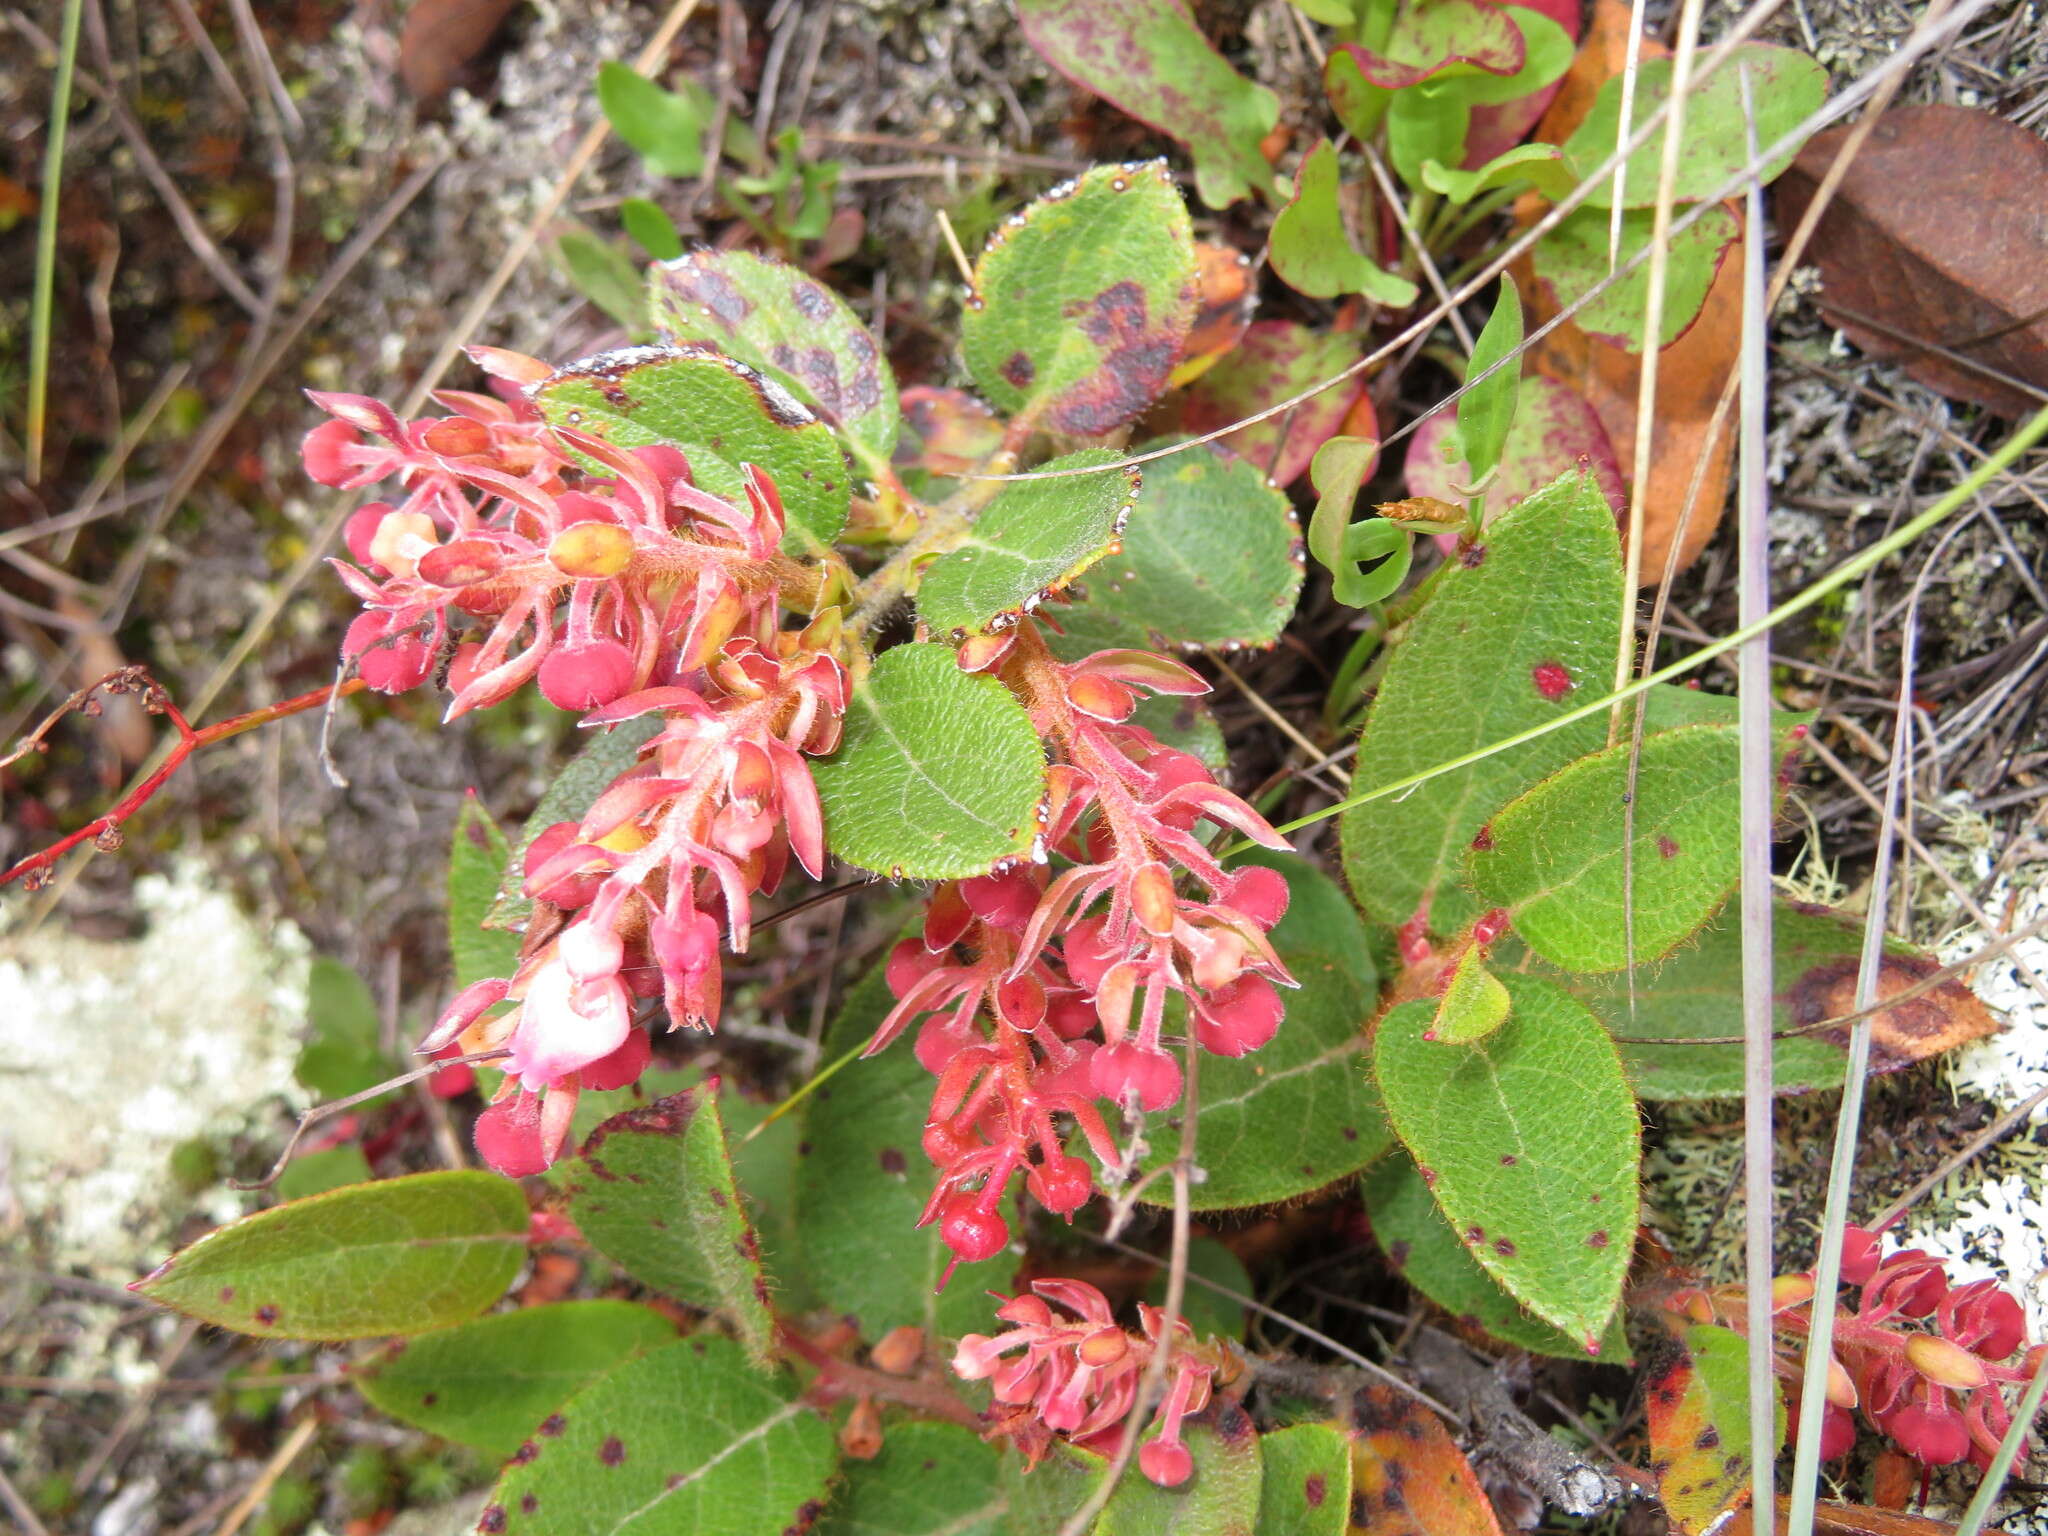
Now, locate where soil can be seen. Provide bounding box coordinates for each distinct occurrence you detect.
[3,0,2046,1531]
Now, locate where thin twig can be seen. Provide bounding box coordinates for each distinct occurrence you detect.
[0,1463,53,1536]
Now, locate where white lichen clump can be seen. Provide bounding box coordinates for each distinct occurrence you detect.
[0,862,309,1272]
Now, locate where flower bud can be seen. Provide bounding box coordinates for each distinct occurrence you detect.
[344,501,396,566]
[1077,1326,1129,1367]
[474,1092,552,1177]
[344,611,435,694]
[1138,1439,1192,1488]
[1840,1225,1883,1286]
[1771,1273,1817,1312]
[302,418,363,486]
[368,510,438,578]
[1027,1155,1095,1217]
[538,639,637,711]
[939,1198,1009,1263]
[1905,1334,1988,1391]
[1130,862,1178,937]
[1889,1400,1970,1466]
[1194,973,1283,1057]
[1090,1041,1182,1112]
[870,1326,924,1376]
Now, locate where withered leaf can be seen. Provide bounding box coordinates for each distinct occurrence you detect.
[399,0,519,103]
[1776,104,2048,417]
[1725,1499,2013,1536]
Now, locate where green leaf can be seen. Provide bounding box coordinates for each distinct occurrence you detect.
[1373,975,1640,1346]
[1532,203,1739,352]
[1562,43,1829,208]
[1421,141,1577,204]
[1429,945,1510,1044]
[1178,320,1367,487]
[134,1171,528,1341]
[1388,82,1476,189]
[812,643,1047,880]
[620,198,683,261]
[1309,436,1411,607]
[961,161,1198,435]
[1269,140,1419,306]
[485,717,662,932]
[552,224,650,335]
[273,1145,372,1203]
[1255,1422,1352,1536]
[1338,471,1623,934]
[792,963,1012,1338]
[1143,1237,1252,1342]
[1094,1407,1264,1536]
[1047,441,1305,652]
[353,1301,679,1457]
[562,1087,777,1368]
[535,345,851,555]
[1646,1324,1784,1536]
[1460,276,1524,486]
[1402,375,1624,524]
[816,1421,1007,1536]
[481,1337,836,1536]
[1139,946,1392,1210]
[1555,897,1955,1101]
[596,62,714,179]
[1361,1151,1628,1359]
[915,450,1141,636]
[1015,8,1279,208]
[296,957,397,1105]
[649,250,900,466]
[451,793,520,990]
[1468,723,1750,973]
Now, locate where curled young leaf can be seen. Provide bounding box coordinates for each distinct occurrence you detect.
[1308,435,1412,607]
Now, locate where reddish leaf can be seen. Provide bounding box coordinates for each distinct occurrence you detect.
[1348,1384,1506,1536]
[1171,242,1260,388]
[1464,0,1584,166]
[399,0,519,103]
[1724,1499,2015,1536]
[1776,104,2048,417]
[1783,928,1998,1073]
[1172,320,1369,486]
[1644,1324,1780,1536]
[1404,374,1624,520]
[896,387,1003,478]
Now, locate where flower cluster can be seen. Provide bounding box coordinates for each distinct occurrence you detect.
[953,1278,1232,1487]
[869,622,1296,1274]
[305,352,845,1176]
[1678,1225,2042,1470]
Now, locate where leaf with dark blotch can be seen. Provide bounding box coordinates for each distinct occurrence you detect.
[812,643,1047,880]
[1467,723,1768,974]
[1339,471,1622,935]
[1363,1152,1630,1360]
[1404,375,1625,526]
[895,387,1004,484]
[534,346,850,554]
[1045,441,1304,653]
[1016,2,1279,208]
[817,1420,1007,1536]
[1560,44,1828,208]
[915,450,1139,636]
[1646,1324,1783,1536]
[1270,141,1419,307]
[1349,1383,1507,1536]
[450,793,519,990]
[484,717,660,932]
[1258,1422,1351,1536]
[134,1171,528,1341]
[353,1301,679,1457]
[562,1087,778,1368]
[1776,104,2048,418]
[649,250,900,464]
[793,963,1012,1340]
[480,1338,836,1536]
[1175,320,1369,487]
[1374,976,1639,1346]
[1533,203,1740,352]
[961,162,1198,437]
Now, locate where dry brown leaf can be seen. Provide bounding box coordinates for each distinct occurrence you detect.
[399,0,520,103]
[1785,940,2000,1073]
[1725,1497,2012,1536]
[1518,0,1737,583]
[1776,104,2048,417]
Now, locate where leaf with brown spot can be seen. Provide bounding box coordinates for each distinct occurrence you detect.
[1776,104,2048,418]
[1016,1,1279,208]
[561,1087,777,1369]
[962,163,1199,438]
[1347,1384,1506,1536]
[1647,1324,1782,1535]
[1258,1423,1351,1536]
[1172,320,1369,487]
[895,387,1004,485]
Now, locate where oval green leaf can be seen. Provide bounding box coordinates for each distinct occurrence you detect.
[915,450,1140,636]
[534,344,850,553]
[1051,441,1305,653]
[133,1170,528,1341]
[353,1300,680,1457]
[817,1420,1007,1536]
[563,1086,777,1367]
[1373,976,1639,1347]
[481,1336,835,1536]
[1270,140,1419,306]
[1256,1422,1352,1536]
[451,793,520,989]
[650,250,899,465]
[1338,470,1623,935]
[961,161,1198,435]
[1094,1406,1264,1536]
[813,643,1047,880]
[1532,203,1739,352]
